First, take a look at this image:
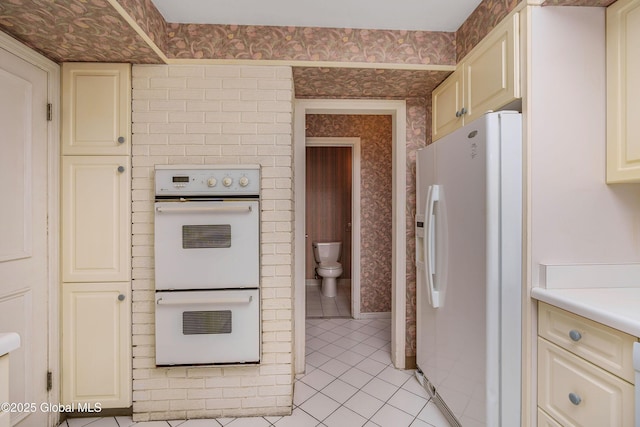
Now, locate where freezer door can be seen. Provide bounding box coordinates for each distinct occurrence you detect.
[431,113,489,425]
[419,112,522,427]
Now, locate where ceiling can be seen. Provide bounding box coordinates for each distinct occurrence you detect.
[151,0,483,32]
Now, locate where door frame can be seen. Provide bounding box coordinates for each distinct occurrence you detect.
[294,99,407,374]
[0,31,60,426]
[305,137,361,318]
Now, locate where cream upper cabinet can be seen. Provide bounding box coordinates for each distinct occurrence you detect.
[432,13,520,141]
[61,282,131,408]
[432,69,463,141]
[62,63,131,155]
[61,156,131,282]
[606,0,640,183]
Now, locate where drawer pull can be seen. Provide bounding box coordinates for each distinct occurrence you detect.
[568,392,582,406]
[569,329,582,341]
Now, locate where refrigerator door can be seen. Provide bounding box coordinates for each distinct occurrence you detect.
[416,112,522,427]
[432,113,490,425]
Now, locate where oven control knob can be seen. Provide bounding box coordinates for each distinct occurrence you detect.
[239,176,249,187]
[207,177,217,187]
[222,177,233,187]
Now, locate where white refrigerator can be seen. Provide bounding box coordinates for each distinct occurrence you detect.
[415,111,522,427]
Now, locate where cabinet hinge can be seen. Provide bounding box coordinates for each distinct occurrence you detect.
[46,371,52,391]
[47,103,52,121]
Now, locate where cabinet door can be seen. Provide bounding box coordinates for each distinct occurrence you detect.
[62,63,131,155]
[61,282,131,408]
[538,338,634,427]
[62,156,131,282]
[537,408,562,427]
[463,13,520,124]
[432,68,463,141]
[606,0,640,183]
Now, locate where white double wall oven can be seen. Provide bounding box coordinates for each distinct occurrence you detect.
[154,165,261,366]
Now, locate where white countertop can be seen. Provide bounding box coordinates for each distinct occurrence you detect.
[0,333,20,356]
[532,287,640,338]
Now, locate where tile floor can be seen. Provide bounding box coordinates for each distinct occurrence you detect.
[58,318,449,427]
[305,280,351,318]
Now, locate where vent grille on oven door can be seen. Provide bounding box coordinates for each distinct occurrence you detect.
[182,225,231,249]
[183,310,232,335]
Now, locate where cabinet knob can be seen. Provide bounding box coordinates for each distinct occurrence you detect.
[117,166,125,173]
[455,108,468,118]
[117,136,125,144]
[118,294,126,301]
[568,392,582,406]
[569,329,582,341]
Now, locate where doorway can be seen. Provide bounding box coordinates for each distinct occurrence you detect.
[305,138,361,319]
[294,99,407,374]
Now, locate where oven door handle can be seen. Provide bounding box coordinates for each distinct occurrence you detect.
[155,205,252,214]
[156,296,253,305]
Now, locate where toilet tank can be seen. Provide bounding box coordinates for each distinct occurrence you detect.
[312,241,342,263]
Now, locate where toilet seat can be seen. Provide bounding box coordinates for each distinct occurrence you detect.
[318,262,341,271]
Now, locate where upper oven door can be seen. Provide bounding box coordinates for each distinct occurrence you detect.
[154,200,259,290]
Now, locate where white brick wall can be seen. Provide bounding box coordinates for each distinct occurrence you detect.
[131,64,295,422]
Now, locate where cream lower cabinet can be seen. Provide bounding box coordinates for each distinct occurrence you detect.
[60,156,132,407]
[432,13,520,141]
[537,303,636,426]
[606,0,640,183]
[61,282,131,408]
[62,156,131,282]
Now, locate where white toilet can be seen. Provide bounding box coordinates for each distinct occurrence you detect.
[312,241,343,298]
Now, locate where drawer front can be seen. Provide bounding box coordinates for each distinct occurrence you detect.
[538,302,636,383]
[538,338,634,427]
[537,408,562,427]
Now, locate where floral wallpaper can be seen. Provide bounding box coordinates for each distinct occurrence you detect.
[0,0,617,66]
[306,115,394,314]
[293,67,450,99]
[166,23,456,65]
[0,0,164,63]
[455,0,520,61]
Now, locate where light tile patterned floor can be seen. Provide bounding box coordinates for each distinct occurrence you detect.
[58,318,449,427]
[305,280,351,318]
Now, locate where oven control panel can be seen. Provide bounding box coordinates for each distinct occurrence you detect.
[155,165,260,196]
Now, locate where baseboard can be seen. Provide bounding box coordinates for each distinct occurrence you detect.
[356,311,391,319]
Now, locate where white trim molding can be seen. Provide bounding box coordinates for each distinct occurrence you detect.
[294,99,407,374]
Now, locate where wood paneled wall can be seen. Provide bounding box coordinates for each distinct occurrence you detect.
[305,146,352,279]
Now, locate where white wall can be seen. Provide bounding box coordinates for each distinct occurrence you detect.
[130,64,295,421]
[529,6,640,287]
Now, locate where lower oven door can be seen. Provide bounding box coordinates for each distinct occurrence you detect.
[154,200,259,290]
[155,289,260,365]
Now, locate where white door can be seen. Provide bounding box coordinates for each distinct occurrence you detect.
[0,46,50,426]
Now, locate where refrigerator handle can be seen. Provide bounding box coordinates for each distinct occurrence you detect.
[425,185,440,308]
